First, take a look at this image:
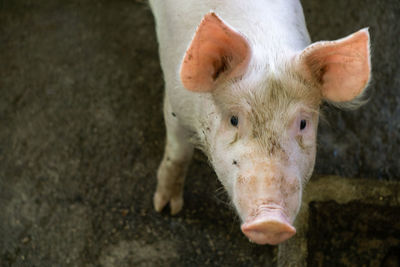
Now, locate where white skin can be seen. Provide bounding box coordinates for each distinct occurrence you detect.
[210,73,320,244]
[155,68,321,245]
[150,0,371,245]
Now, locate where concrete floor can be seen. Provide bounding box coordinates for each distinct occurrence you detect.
[0,0,399,266]
[278,176,400,266]
[302,0,400,179]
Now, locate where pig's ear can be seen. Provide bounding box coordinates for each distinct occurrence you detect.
[180,12,251,92]
[297,29,371,102]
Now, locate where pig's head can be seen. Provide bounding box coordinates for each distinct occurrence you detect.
[180,13,371,245]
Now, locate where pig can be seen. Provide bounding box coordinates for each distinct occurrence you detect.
[149,0,371,245]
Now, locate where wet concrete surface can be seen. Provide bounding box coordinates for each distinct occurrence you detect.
[308,201,400,266]
[0,0,398,266]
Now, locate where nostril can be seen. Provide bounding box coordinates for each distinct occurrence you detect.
[241,209,296,245]
[241,220,296,245]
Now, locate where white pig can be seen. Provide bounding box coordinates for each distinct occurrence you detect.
[149,0,371,245]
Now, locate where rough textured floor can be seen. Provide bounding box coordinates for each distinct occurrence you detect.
[0,0,398,266]
[308,201,400,266]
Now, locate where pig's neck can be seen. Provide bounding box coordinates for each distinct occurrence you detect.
[213,0,311,54]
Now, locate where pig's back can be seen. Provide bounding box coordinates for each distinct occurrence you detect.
[149,0,310,76]
[149,0,311,123]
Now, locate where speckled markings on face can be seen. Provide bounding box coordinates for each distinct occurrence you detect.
[238,70,320,157]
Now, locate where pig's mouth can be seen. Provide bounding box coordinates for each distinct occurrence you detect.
[240,205,296,245]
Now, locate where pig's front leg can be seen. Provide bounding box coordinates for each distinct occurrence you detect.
[153,100,194,215]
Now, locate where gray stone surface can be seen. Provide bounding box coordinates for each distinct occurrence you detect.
[302,0,400,179]
[278,176,400,266]
[0,0,398,266]
[0,0,273,266]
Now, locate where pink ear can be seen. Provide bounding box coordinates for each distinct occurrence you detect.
[298,29,371,102]
[180,12,251,92]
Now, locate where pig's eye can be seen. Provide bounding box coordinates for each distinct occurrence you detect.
[230,116,239,127]
[300,119,307,130]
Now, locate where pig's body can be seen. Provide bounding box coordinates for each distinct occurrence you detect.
[149,0,371,245]
[150,0,310,127]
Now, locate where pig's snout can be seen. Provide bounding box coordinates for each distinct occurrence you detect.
[241,207,296,245]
